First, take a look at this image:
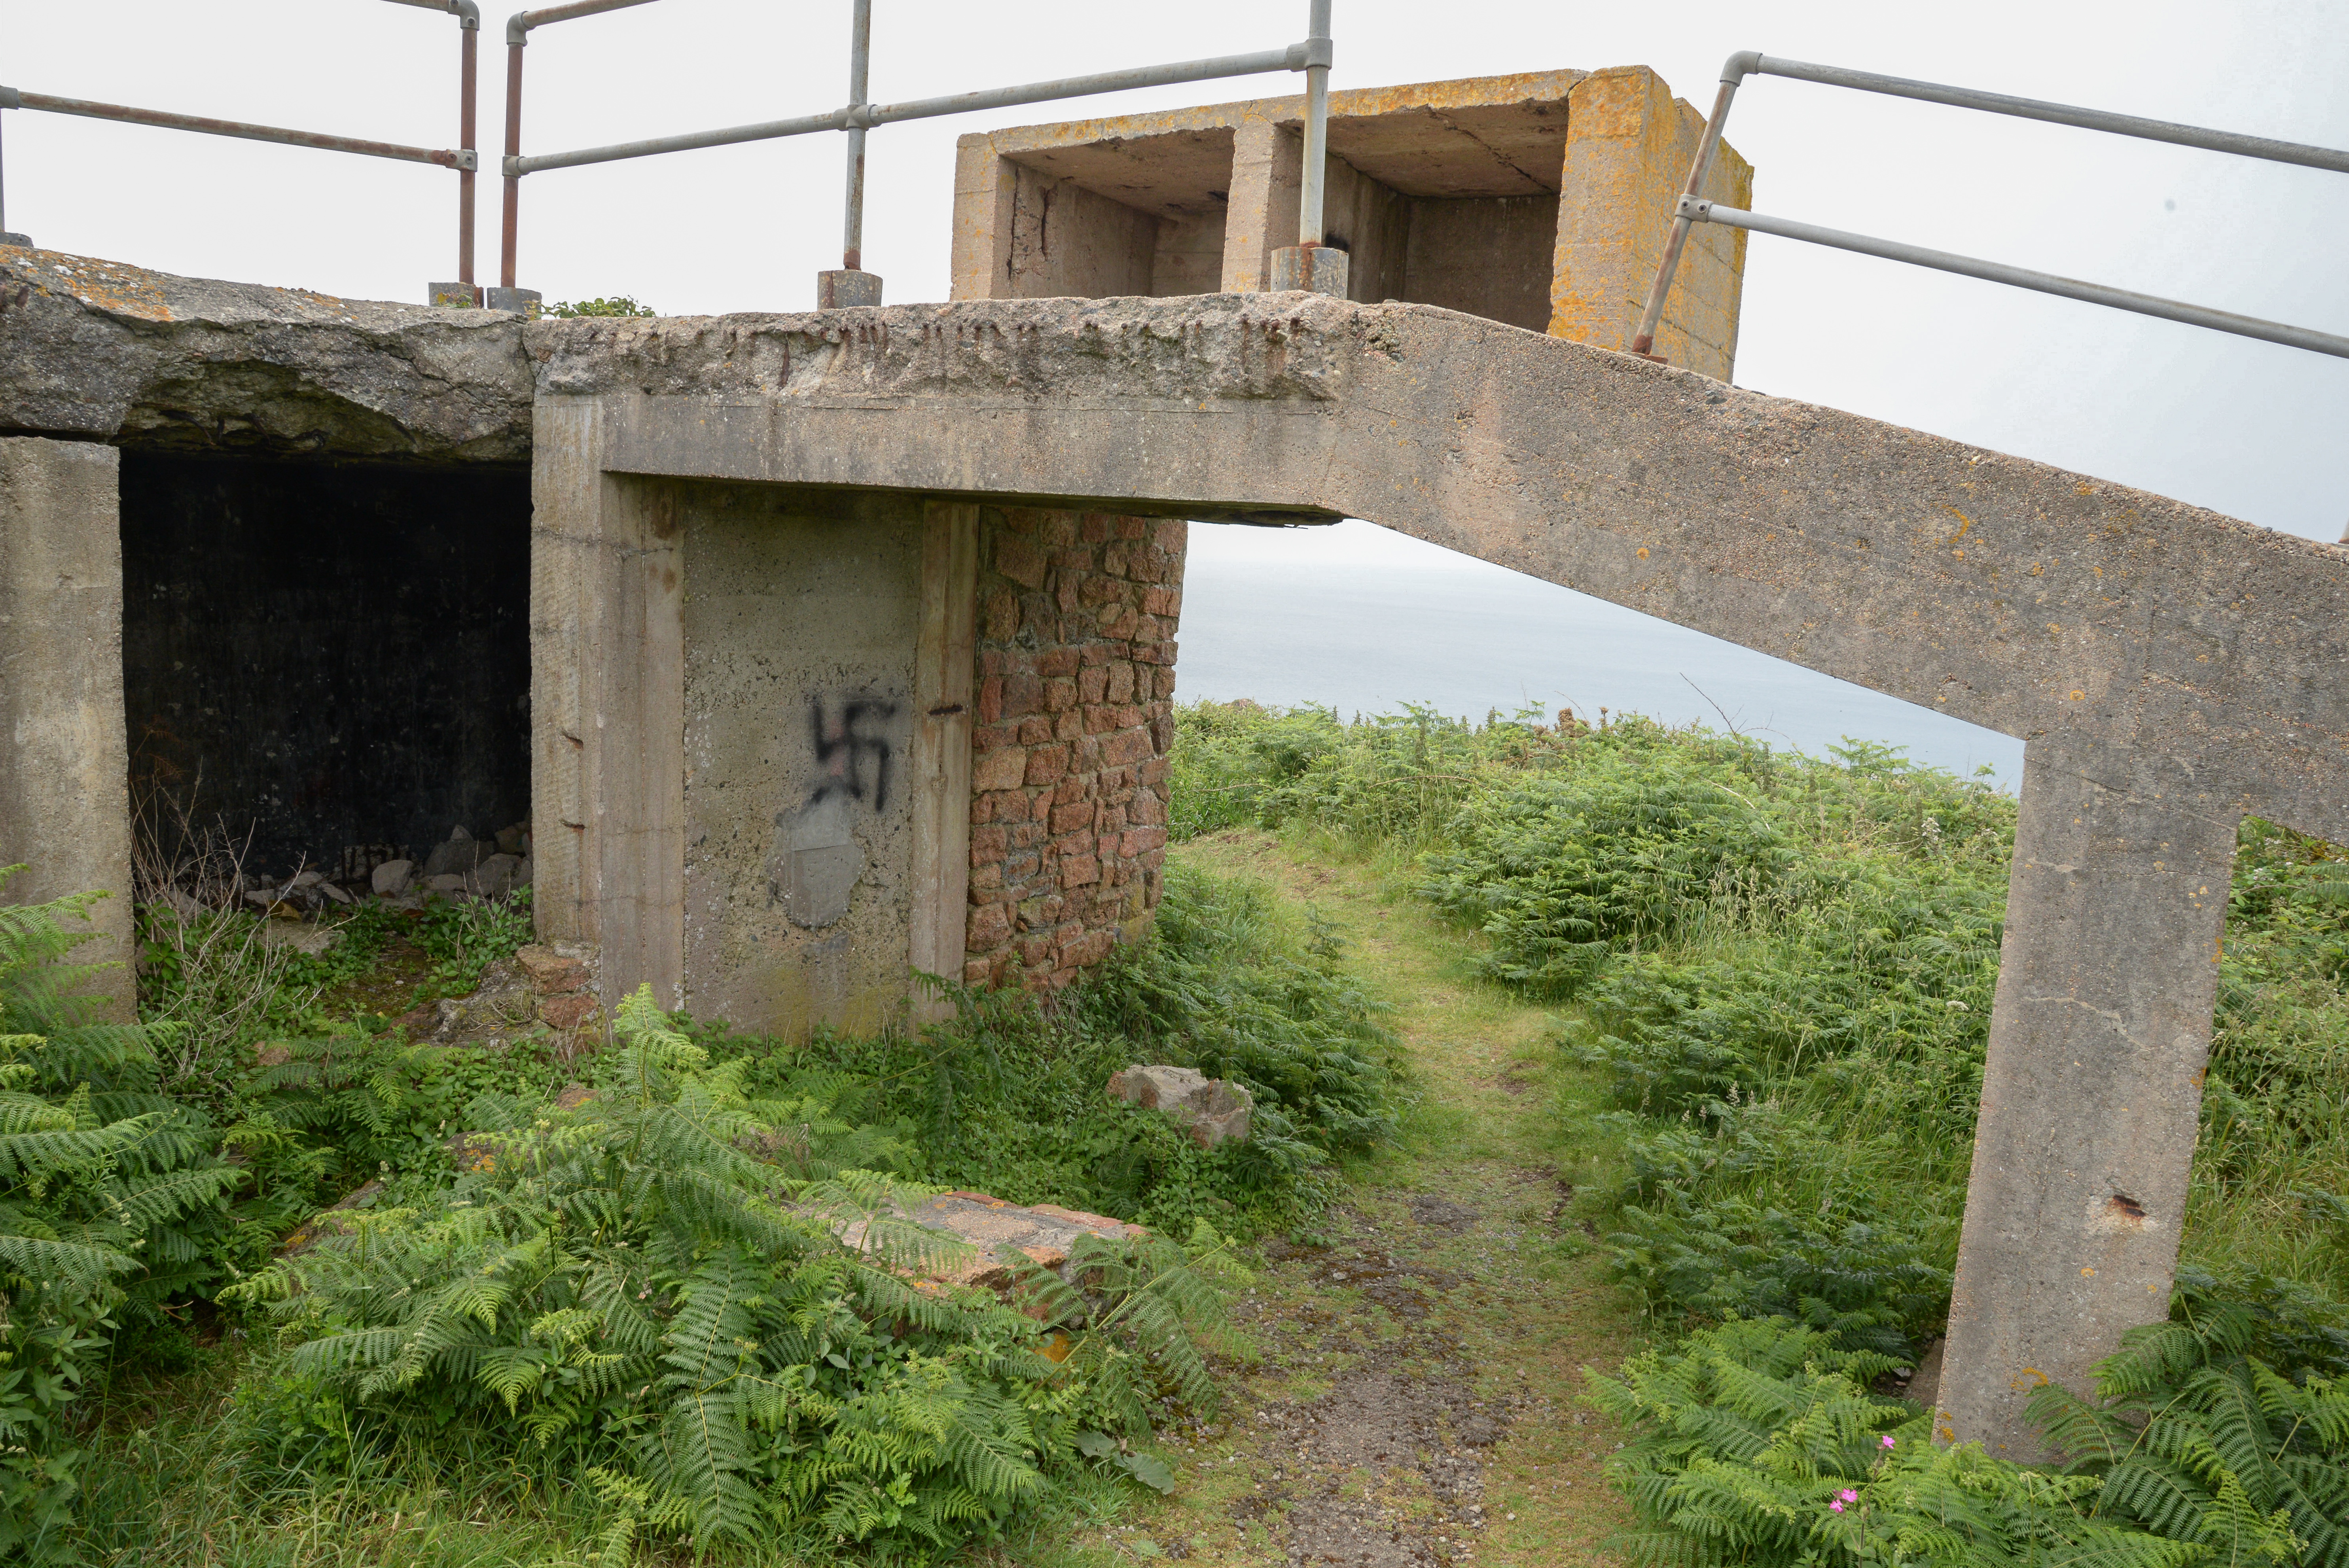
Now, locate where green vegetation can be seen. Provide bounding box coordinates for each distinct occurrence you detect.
[548,296,659,318]
[1170,697,2349,1568]
[16,842,1389,1564]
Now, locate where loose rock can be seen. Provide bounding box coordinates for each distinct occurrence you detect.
[1107,1064,1253,1148]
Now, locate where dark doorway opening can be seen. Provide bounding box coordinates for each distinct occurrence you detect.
[119,451,532,883]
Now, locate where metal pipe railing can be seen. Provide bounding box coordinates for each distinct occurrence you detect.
[842,0,872,274]
[1681,197,2349,360]
[1297,0,1333,244]
[0,87,472,169]
[0,0,481,289]
[1629,49,2349,363]
[499,0,1335,303]
[498,0,665,290]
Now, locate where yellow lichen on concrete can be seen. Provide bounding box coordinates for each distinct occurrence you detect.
[8,248,177,322]
[1547,66,1752,381]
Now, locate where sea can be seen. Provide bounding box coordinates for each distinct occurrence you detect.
[1175,519,2026,790]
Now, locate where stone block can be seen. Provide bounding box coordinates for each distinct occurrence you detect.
[966,901,1013,949]
[994,535,1047,587]
[540,992,600,1030]
[1107,1064,1253,1149]
[515,943,587,993]
[972,747,1028,792]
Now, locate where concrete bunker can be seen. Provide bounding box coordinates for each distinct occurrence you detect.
[952,66,1756,377]
[119,451,532,885]
[4,53,2345,1463]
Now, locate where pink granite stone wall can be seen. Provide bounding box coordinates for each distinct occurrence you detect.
[964,507,1184,991]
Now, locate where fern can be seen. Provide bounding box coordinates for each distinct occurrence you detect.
[2033,1305,2349,1568]
[231,984,1227,1560]
[0,868,242,1564]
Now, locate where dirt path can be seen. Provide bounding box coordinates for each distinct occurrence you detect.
[1042,831,1644,1568]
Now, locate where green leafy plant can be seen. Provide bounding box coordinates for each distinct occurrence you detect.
[0,869,242,1564]
[228,985,1226,1560]
[1589,1317,2202,1568]
[408,890,535,1001]
[547,296,657,318]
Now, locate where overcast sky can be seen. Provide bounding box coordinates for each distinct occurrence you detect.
[7,0,2345,543]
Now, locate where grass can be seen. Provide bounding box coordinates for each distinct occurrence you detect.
[49,696,2349,1568]
[1024,826,1650,1568]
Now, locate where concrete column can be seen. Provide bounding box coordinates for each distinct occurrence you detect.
[529,396,685,1008]
[907,500,977,1011]
[949,136,1018,301]
[1940,744,2239,1459]
[0,438,133,1016]
[1548,65,1753,382]
[1221,119,1302,293]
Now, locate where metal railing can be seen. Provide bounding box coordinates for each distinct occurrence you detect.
[0,0,484,294]
[1631,51,2349,364]
[497,0,1338,303]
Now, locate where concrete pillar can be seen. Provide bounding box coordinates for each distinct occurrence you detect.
[1939,744,2239,1458]
[0,439,133,1015]
[1548,65,1754,382]
[1220,119,1303,294]
[950,136,1017,302]
[908,500,977,1011]
[529,396,685,1007]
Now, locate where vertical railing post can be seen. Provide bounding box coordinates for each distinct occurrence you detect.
[1267,0,1344,296]
[458,9,479,292]
[1628,50,1755,361]
[0,102,24,249]
[1298,0,1330,244]
[818,0,882,307]
[501,17,525,290]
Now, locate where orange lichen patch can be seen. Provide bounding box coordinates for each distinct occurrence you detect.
[11,249,176,322]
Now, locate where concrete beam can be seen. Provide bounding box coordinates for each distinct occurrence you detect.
[0,247,531,461]
[534,295,2347,843]
[0,438,133,1015]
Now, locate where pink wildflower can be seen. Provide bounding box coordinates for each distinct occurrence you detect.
[1830,1501,1845,1513]
[1839,1490,1858,1503]
[1882,1435,1897,1449]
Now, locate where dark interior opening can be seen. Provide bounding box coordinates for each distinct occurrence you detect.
[119,450,532,882]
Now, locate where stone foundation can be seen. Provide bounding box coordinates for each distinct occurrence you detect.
[964,508,1183,991]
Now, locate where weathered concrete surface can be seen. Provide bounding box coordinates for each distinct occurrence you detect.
[11,259,2349,1456]
[1940,742,2239,1460]
[949,66,1751,377]
[1553,66,1752,377]
[0,438,134,1013]
[0,246,530,460]
[679,482,926,1038]
[529,398,685,1010]
[535,294,2349,842]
